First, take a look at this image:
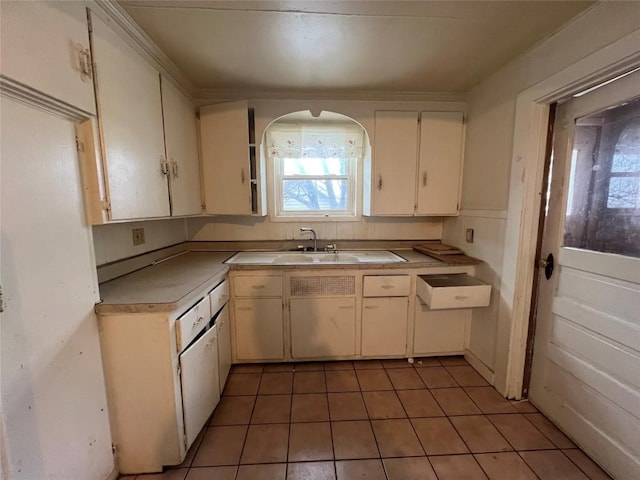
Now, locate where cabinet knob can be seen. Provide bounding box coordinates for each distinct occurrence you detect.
[160,155,169,177]
[422,172,427,186]
[240,168,246,184]
[377,175,383,190]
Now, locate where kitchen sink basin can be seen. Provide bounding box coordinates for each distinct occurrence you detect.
[225,250,407,265]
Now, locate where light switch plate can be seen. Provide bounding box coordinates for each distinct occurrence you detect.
[465,228,474,243]
[132,228,145,246]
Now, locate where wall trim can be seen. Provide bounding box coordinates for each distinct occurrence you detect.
[459,209,508,219]
[0,75,93,123]
[465,349,495,386]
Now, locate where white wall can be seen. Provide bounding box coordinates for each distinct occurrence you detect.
[93,218,188,266]
[444,1,640,393]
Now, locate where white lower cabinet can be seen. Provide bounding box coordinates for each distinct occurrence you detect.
[290,297,357,359]
[362,297,408,356]
[234,298,284,360]
[413,303,469,355]
[180,324,220,447]
[216,305,232,391]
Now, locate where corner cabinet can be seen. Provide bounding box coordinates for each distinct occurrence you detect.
[80,12,201,222]
[368,110,464,216]
[199,101,265,215]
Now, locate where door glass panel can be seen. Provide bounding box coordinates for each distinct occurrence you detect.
[563,97,640,257]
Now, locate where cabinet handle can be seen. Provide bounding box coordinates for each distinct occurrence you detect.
[160,155,169,177]
[377,175,383,190]
[251,284,265,289]
[238,307,253,311]
[192,316,204,328]
[454,295,470,300]
[171,159,179,179]
[339,305,354,310]
[422,171,427,186]
[381,285,395,289]
[364,305,379,310]
[241,168,246,184]
[205,339,215,348]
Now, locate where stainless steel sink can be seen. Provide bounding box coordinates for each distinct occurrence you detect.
[225,250,407,265]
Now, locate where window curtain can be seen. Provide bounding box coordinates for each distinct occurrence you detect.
[267,124,364,159]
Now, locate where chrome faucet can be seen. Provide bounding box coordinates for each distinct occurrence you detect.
[300,227,317,252]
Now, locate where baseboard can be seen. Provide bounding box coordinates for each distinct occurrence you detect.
[464,349,495,385]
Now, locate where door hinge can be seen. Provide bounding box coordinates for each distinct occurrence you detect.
[201,201,206,212]
[183,432,188,450]
[102,200,111,215]
[0,285,4,313]
[177,363,181,376]
[75,136,84,153]
[462,115,466,125]
[111,443,116,454]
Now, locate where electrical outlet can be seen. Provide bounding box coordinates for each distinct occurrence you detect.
[132,228,145,246]
[465,228,474,243]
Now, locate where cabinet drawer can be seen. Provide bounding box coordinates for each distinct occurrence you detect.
[363,275,410,297]
[209,279,229,316]
[233,275,282,297]
[176,297,211,352]
[416,274,491,309]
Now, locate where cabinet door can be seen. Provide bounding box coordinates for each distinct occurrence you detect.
[234,298,283,360]
[200,101,252,215]
[180,325,220,448]
[290,298,356,359]
[90,12,169,220]
[216,305,232,392]
[372,111,418,215]
[0,1,96,114]
[416,112,464,215]
[362,297,408,357]
[413,304,469,355]
[161,77,202,216]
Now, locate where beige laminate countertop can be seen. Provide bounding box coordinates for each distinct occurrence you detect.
[96,251,233,314]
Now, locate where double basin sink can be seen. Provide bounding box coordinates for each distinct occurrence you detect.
[225,250,408,265]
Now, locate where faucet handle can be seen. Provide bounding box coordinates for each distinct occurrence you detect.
[324,244,337,252]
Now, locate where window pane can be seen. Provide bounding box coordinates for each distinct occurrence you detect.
[282,179,348,211]
[283,157,348,176]
[563,97,640,257]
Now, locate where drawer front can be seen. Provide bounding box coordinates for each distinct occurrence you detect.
[233,275,283,297]
[176,297,211,352]
[416,275,491,309]
[209,279,229,316]
[363,275,410,297]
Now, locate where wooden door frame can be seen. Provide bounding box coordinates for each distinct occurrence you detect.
[499,30,640,399]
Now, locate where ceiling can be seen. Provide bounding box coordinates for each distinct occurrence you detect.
[120,0,595,98]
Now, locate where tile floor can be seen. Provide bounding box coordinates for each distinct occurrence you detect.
[122,357,612,480]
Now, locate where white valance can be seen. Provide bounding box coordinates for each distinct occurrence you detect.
[267,124,364,159]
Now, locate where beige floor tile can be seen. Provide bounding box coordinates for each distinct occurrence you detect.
[209,395,255,425]
[353,359,384,369]
[291,393,330,422]
[510,400,539,413]
[336,459,386,480]
[520,450,589,479]
[411,417,469,455]
[293,371,327,393]
[355,369,393,391]
[445,366,489,386]
[170,428,205,468]
[438,356,469,366]
[192,425,247,466]
[184,466,237,480]
[136,469,188,480]
[264,363,295,372]
[288,422,334,461]
[397,389,445,418]
[487,414,555,451]
[450,415,512,453]
[325,360,354,370]
[382,358,412,369]
[562,449,613,480]
[328,392,368,420]
[295,361,325,371]
[232,364,264,374]
[332,420,380,460]
[362,391,407,419]
[464,387,518,414]
[287,461,336,480]
[236,463,286,480]
[371,419,424,457]
[524,413,576,448]
[251,394,291,424]
[240,424,289,464]
[429,455,488,480]
[386,367,426,390]
[413,357,442,367]
[474,452,538,480]
[431,388,481,416]
[258,372,293,395]
[223,373,262,396]
[415,367,458,388]
[326,369,360,392]
[383,457,438,480]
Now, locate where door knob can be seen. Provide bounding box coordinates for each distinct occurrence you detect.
[538,253,555,279]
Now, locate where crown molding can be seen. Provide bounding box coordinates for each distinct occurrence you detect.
[194,88,468,104]
[90,0,196,98]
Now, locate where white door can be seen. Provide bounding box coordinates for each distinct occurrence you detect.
[180,325,220,448]
[361,297,408,356]
[529,70,640,480]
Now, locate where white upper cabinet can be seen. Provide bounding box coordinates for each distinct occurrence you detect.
[369,110,464,216]
[200,101,263,215]
[90,11,169,220]
[372,111,419,215]
[161,77,202,216]
[0,1,96,114]
[416,112,464,215]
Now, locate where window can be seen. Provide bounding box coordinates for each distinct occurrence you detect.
[266,116,364,219]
